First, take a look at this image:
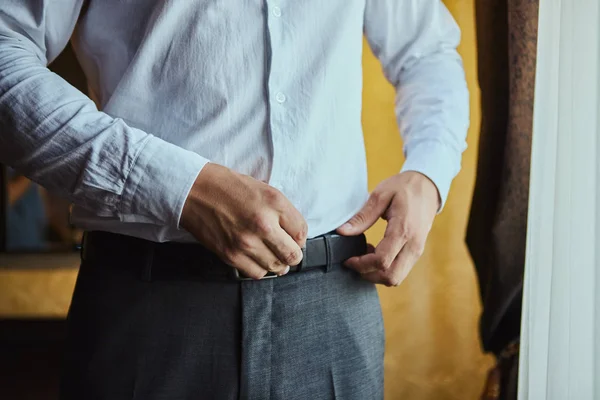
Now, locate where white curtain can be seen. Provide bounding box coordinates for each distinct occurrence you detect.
[519,0,600,398]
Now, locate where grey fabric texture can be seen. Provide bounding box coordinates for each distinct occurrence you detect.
[241,266,384,400]
[61,254,384,399]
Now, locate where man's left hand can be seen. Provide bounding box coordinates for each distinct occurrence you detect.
[336,171,440,287]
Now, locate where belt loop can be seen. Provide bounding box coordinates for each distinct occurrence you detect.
[296,247,307,273]
[141,242,154,282]
[323,235,333,273]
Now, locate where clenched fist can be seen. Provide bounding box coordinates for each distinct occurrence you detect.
[181,163,308,279]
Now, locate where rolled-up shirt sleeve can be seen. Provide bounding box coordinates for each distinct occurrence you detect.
[364,0,469,210]
[0,1,208,227]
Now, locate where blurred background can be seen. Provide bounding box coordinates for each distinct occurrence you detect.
[3,169,82,253]
[0,0,493,398]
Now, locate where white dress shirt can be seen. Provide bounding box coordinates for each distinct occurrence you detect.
[0,0,468,241]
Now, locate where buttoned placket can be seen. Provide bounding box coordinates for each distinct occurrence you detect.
[265,0,289,195]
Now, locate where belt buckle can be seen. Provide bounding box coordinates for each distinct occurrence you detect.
[233,269,280,281]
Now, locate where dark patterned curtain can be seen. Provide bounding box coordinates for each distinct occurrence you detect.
[467,0,539,399]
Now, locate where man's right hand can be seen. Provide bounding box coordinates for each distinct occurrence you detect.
[180,163,307,279]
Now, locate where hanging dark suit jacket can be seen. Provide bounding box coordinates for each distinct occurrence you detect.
[467,0,538,355]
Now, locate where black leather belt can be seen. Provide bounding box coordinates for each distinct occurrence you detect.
[82,231,367,282]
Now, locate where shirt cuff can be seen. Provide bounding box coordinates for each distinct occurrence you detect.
[400,139,460,212]
[119,135,209,227]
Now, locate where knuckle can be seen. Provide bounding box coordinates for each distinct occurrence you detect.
[233,234,254,252]
[222,248,239,265]
[295,226,308,245]
[298,223,308,241]
[282,249,302,265]
[263,186,283,205]
[250,213,272,235]
[269,261,286,272]
[295,231,306,244]
[256,218,274,236]
[397,226,411,242]
[383,275,400,287]
[370,191,384,204]
[374,255,392,271]
[411,242,425,257]
[352,212,367,225]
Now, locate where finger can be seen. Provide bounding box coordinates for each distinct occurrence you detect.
[372,215,408,263]
[278,203,308,248]
[228,253,269,280]
[262,226,304,267]
[344,219,408,274]
[246,239,292,275]
[357,270,385,285]
[344,249,405,275]
[344,253,382,274]
[362,244,417,287]
[343,244,375,273]
[337,191,391,235]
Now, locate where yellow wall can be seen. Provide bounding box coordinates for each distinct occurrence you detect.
[362,0,494,398]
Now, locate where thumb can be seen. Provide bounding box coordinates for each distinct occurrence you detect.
[337,191,390,235]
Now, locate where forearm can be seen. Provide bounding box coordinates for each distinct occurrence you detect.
[0,36,208,226]
[396,48,469,209]
[364,0,469,210]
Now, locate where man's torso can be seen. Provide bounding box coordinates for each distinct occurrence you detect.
[69,0,371,241]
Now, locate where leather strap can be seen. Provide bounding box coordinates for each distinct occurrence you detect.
[290,234,365,271]
[82,231,367,282]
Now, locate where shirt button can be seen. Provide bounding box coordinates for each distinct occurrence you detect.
[275,92,286,103]
[272,6,282,17]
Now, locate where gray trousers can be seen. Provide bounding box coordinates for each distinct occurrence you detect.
[61,254,385,399]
